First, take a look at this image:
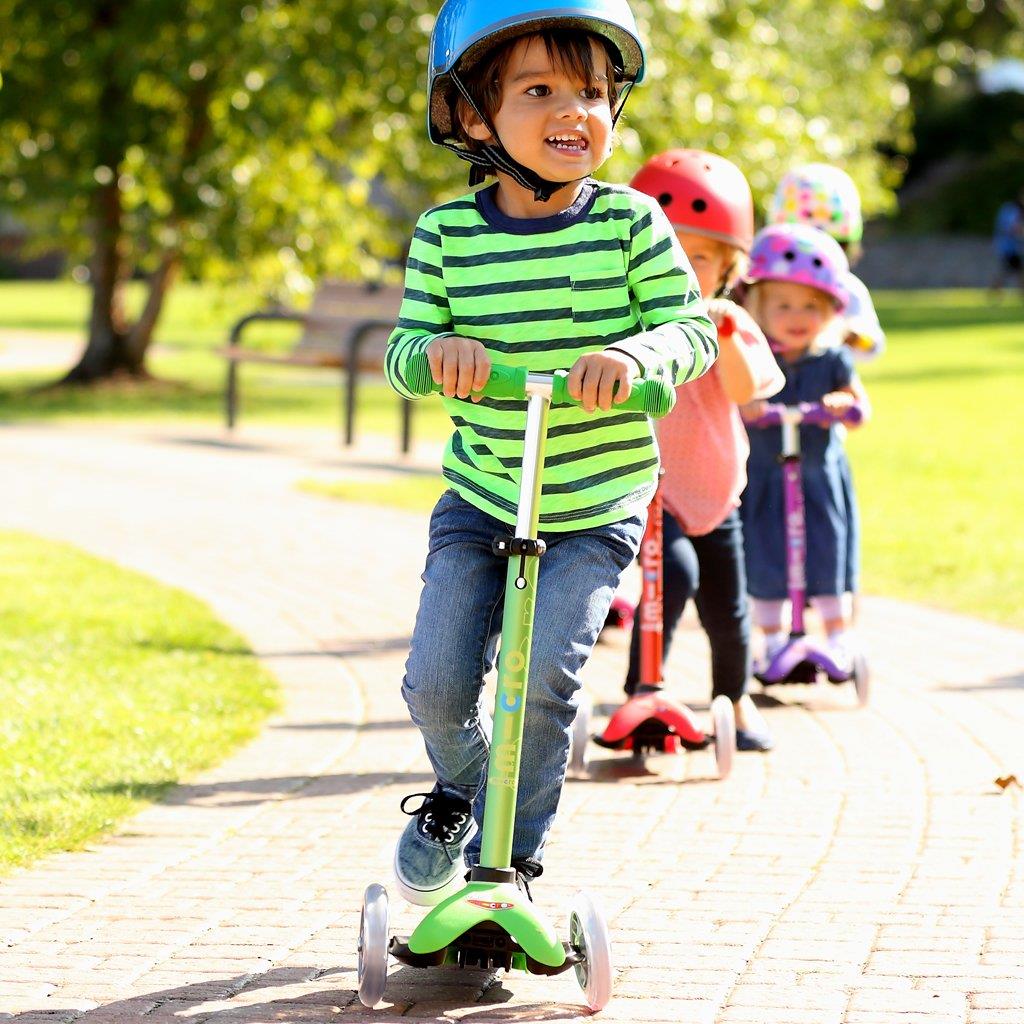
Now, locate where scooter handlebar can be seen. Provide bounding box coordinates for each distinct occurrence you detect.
[404,353,676,419]
[746,401,864,430]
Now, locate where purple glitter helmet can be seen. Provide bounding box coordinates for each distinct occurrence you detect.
[745,223,850,311]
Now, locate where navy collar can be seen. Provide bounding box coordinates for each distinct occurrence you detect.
[475,180,598,235]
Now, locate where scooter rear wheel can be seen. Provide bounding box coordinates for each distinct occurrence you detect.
[853,654,870,707]
[569,693,592,774]
[569,890,613,1011]
[710,695,735,779]
[357,883,390,1008]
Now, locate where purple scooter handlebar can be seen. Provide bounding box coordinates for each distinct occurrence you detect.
[746,401,864,430]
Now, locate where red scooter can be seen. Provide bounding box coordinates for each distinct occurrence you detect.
[572,476,735,778]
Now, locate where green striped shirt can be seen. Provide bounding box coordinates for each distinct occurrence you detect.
[386,180,718,531]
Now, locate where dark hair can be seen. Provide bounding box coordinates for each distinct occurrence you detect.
[452,29,619,153]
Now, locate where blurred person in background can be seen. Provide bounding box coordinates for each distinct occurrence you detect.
[990,188,1024,296]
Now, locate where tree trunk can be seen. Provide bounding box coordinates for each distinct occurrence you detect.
[62,180,139,383]
[61,0,146,385]
[125,252,178,367]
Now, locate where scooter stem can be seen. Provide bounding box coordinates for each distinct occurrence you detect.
[479,378,552,869]
[638,475,665,687]
[780,413,807,636]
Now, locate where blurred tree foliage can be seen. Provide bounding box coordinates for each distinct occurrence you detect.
[0,0,913,378]
[884,0,1024,232]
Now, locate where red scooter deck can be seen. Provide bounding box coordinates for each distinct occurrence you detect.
[595,475,733,773]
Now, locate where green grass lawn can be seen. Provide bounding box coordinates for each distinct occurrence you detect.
[848,291,1023,628]
[0,531,280,872]
[1,283,1021,628]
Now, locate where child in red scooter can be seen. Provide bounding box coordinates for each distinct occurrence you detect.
[623,151,784,751]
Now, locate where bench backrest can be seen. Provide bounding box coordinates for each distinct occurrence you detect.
[296,280,405,368]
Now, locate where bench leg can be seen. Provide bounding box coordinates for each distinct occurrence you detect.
[401,398,413,455]
[343,363,357,447]
[226,361,239,429]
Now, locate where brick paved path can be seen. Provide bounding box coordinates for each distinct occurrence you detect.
[1,423,1022,1024]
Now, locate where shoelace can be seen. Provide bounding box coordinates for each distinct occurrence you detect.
[400,791,470,864]
[515,871,533,902]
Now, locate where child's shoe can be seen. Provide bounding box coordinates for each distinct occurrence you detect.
[734,695,775,752]
[394,787,477,906]
[736,726,775,752]
[826,632,855,677]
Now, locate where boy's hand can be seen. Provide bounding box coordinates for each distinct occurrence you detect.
[426,335,491,402]
[567,350,638,413]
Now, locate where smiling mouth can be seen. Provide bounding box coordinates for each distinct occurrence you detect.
[546,133,589,154]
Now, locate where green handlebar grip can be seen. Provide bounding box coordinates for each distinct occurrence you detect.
[404,352,676,418]
[549,374,675,418]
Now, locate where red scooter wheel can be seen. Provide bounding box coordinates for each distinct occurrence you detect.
[569,693,592,774]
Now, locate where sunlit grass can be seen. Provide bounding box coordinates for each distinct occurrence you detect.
[0,531,280,872]
[849,291,1023,627]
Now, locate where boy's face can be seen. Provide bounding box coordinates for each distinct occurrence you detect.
[463,36,614,185]
[760,281,835,354]
[676,231,734,300]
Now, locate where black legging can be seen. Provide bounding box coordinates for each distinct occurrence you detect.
[625,508,751,702]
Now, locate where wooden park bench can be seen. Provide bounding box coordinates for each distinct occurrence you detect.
[221,280,414,451]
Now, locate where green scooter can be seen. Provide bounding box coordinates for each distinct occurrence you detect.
[357,355,675,1012]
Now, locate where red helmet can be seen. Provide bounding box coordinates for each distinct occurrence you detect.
[630,149,754,252]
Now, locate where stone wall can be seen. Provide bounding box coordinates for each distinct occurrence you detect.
[856,232,997,289]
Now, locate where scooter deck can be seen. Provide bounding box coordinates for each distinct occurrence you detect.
[755,637,854,686]
[389,881,579,975]
[596,690,711,754]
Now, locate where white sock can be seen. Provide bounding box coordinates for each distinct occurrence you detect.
[810,594,844,624]
[765,631,787,657]
[752,598,786,632]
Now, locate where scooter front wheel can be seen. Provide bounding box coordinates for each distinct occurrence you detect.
[569,693,592,774]
[569,890,613,1011]
[710,695,735,779]
[357,883,390,1008]
[853,654,870,707]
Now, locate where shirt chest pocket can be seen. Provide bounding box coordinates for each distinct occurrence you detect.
[570,267,633,326]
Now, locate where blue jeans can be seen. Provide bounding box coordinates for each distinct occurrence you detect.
[402,489,644,868]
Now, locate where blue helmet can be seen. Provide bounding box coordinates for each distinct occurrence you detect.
[428,0,647,145]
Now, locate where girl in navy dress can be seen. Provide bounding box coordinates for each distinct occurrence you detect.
[739,224,871,670]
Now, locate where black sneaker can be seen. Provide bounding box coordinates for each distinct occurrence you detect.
[394,788,477,906]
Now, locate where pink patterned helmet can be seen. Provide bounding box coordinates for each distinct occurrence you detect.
[745,223,850,311]
[768,163,863,244]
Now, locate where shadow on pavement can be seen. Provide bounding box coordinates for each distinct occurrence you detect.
[937,671,1024,692]
[570,758,719,787]
[88,771,436,810]
[270,719,413,732]
[135,637,412,660]
[1,963,580,1023]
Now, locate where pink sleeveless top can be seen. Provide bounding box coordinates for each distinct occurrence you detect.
[659,320,779,536]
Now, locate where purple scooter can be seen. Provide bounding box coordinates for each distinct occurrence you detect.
[746,402,869,706]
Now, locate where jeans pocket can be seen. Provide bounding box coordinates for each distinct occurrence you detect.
[591,512,646,571]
